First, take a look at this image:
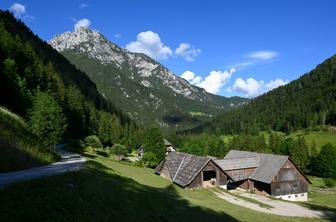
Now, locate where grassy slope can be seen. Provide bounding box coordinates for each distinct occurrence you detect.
[287,130,336,152]
[0,153,334,222]
[221,128,336,152]
[0,107,58,172]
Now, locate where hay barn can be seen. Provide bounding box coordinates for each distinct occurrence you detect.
[155,152,230,188]
[156,150,311,201]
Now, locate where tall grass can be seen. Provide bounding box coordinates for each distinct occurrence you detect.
[0,107,58,172]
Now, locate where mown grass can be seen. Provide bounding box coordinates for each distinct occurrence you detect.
[288,129,336,152]
[215,189,274,209]
[0,107,58,172]
[1,151,333,222]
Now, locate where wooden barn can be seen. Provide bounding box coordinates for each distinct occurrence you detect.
[215,150,311,201]
[155,152,230,188]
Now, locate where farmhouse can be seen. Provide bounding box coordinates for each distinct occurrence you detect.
[215,150,311,201]
[155,152,230,188]
[156,150,311,201]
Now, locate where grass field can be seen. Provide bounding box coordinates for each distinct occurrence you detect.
[0,107,58,172]
[0,152,335,222]
[287,129,336,152]
[222,128,336,152]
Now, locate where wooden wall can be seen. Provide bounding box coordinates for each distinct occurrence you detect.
[187,160,227,189]
[225,168,256,182]
[159,162,171,179]
[270,159,308,196]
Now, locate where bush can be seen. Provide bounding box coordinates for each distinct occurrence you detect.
[142,151,159,168]
[324,178,336,188]
[112,144,128,160]
[84,135,102,150]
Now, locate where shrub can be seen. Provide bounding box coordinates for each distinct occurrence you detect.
[112,144,128,160]
[142,151,158,168]
[84,135,102,150]
[324,178,336,188]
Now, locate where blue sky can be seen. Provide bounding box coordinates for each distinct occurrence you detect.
[1,0,336,97]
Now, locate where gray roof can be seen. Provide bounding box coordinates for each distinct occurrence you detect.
[158,152,210,187]
[223,150,289,184]
[215,157,260,171]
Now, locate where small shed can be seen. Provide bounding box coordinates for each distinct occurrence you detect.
[155,152,230,188]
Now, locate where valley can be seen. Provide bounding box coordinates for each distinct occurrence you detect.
[1,1,336,222]
[49,27,247,131]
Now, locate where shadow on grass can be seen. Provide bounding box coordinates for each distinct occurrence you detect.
[0,161,239,222]
[95,150,110,158]
[0,139,57,173]
[301,203,336,220]
[82,153,97,159]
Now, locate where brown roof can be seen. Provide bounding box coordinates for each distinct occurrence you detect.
[156,152,210,187]
[222,150,311,184]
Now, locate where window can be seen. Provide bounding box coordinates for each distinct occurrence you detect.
[288,195,291,198]
[295,195,298,197]
[301,194,304,196]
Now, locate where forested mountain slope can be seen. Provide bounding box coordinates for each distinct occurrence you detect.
[196,55,336,134]
[0,11,131,140]
[49,27,247,130]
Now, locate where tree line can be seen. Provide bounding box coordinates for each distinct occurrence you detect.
[188,54,336,135]
[169,132,336,181]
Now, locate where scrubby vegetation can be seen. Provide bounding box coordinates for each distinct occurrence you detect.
[0,107,58,172]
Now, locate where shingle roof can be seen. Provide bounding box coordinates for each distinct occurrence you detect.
[161,152,210,187]
[215,157,260,171]
[223,150,289,184]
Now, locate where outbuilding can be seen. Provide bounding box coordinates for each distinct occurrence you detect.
[155,152,230,188]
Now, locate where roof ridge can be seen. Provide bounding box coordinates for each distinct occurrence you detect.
[228,149,289,158]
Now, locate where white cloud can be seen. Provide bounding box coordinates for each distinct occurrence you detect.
[246,50,279,60]
[231,78,264,97]
[181,68,235,94]
[264,78,289,91]
[125,31,173,60]
[114,34,121,38]
[79,3,89,9]
[74,18,91,30]
[230,77,288,97]
[181,71,202,85]
[9,3,25,17]
[175,43,201,61]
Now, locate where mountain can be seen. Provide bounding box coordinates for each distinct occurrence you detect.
[193,55,336,134]
[0,11,131,139]
[49,27,247,130]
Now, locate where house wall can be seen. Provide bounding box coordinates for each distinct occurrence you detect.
[187,161,227,189]
[225,168,256,182]
[273,192,308,201]
[159,162,171,179]
[270,159,308,197]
